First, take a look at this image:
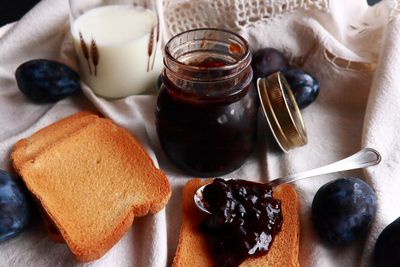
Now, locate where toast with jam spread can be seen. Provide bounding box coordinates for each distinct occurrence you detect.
[11,112,171,262]
[172,179,300,267]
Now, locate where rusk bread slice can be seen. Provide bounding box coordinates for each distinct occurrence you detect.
[19,118,171,262]
[11,111,99,243]
[172,179,300,267]
[11,111,98,174]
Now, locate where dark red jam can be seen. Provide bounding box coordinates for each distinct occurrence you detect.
[200,178,283,267]
[156,28,257,177]
[156,78,257,177]
[189,58,228,68]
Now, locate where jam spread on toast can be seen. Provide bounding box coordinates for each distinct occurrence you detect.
[200,178,282,267]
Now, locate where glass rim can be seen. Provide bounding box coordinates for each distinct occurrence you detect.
[164,28,251,73]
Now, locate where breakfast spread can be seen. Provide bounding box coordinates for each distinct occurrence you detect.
[15,59,81,103]
[10,112,171,262]
[199,178,283,266]
[172,179,300,267]
[156,28,258,177]
[70,4,162,98]
[0,170,31,243]
[1,7,389,265]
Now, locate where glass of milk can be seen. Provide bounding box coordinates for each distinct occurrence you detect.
[69,0,163,98]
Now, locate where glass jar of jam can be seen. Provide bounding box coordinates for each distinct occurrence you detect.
[156,28,258,177]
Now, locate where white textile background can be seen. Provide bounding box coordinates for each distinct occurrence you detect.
[0,0,399,266]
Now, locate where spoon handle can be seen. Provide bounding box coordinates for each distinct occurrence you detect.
[268,148,381,188]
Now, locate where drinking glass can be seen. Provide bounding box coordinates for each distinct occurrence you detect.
[69,0,163,98]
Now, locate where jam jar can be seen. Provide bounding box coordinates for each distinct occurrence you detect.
[156,28,258,177]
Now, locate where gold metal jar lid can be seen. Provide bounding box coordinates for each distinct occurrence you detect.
[257,72,308,152]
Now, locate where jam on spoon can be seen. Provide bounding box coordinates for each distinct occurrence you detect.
[199,178,283,267]
[195,148,381,214]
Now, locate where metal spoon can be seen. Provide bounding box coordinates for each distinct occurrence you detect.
[194,147,381,214]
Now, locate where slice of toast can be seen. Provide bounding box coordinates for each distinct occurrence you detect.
[11,111,99,243]
[18,118,171,262]
[172,179,300,267]
[11,111,98,174]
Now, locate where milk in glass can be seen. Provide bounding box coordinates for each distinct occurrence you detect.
[71,5,162,98]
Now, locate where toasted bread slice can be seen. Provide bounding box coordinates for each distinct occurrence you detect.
[11,111,99,243]
[172,179,300,267]
[11,111,98,174]
[19,118,171,262]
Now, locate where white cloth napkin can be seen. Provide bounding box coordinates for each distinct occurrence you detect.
[0,0,399,266]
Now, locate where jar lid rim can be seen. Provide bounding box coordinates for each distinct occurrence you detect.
[257,72,308,152]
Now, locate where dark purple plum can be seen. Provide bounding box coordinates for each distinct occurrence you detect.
[0,169,31,242]
[374,217,400,267]
[283,68,320,109]
[15,59,81,103]
[312,177,376,246]
[251,48,289,80]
